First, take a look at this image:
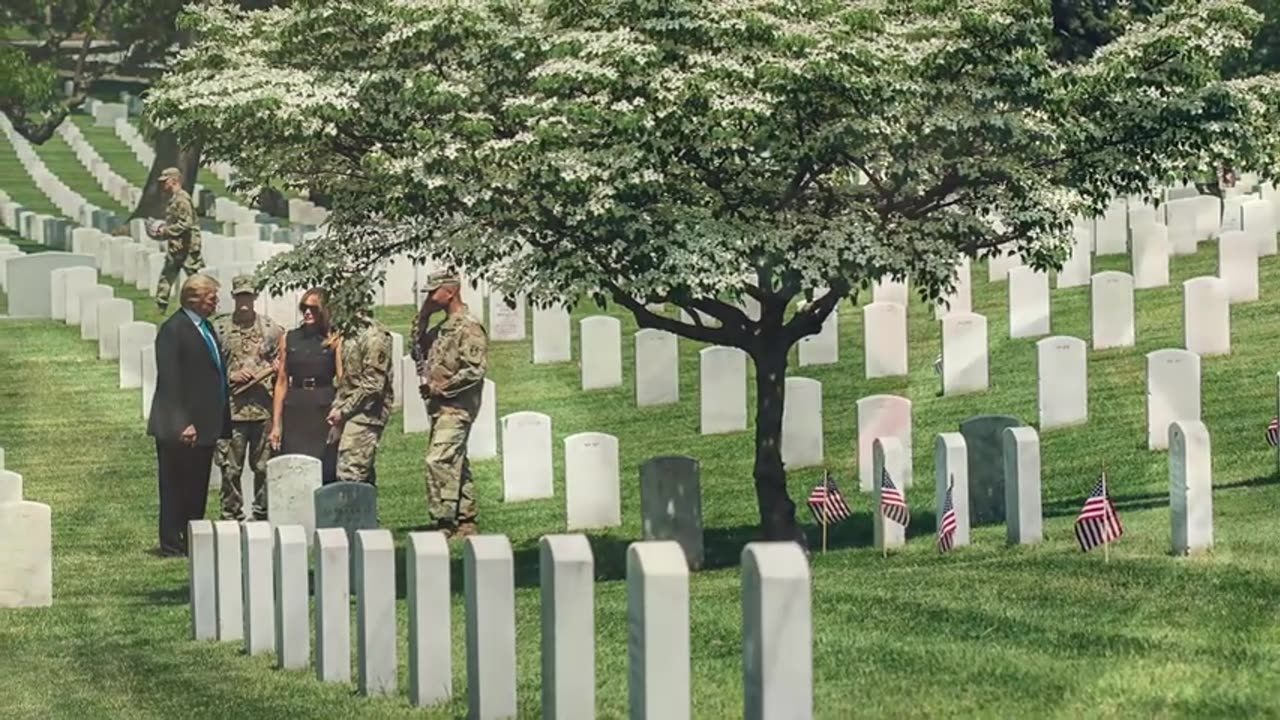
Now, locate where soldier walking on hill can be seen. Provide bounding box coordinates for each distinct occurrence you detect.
[211,275,283,520]
[147,167,204,312]
[328,309,395,485]
[411,270,488,539]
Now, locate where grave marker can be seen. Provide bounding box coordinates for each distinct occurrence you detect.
[1170,420,1213,555]
[863,302,908,378]
[212,520,243,642]
[781,378,824,469]
[315,528,351,683]
[1090,272,1135,349]
[565,432,621,530]
[240,521,275,656]
[187,520,216,640]
[465,535,518,720]
[959,415,1023,524]
[540,535,595,720]
[1131,222,1170,289]
[1218,230,1259,303]
[627,542,690,720]
[78,285,114,340]
[635,329,679,406]
[581,316,623,390]
[856,395,913,491]
[1036,336,1088,430]
[267,454,323,545]
[61,267,99,326]
[468,378,498,460]
[118,322,157,389]
[872,437,908,551]
[0,501,52,608]
[408,532,451,707]
[1008,266,1050,338]
[1002,427,1043,545]
[355,529,397,697]
[1146,349,1201,450]
[501,412,554,502]
[96,298,133,359]
[742,542,812,720]
[935,433,970,549]
[532,305,572,364]
[1183,277,1231,356]
[489,293,527,341]
[941,313,989,395]
[314,481,379,546]
[797,308,839,367]
[700,346,747,434]
[273,525,310,670]
[639,456,704,569]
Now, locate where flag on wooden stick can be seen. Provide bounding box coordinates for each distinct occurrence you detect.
[879,466,910,527]
[807,471,852,525]
[937,479,957,553]
[1075,472,1124,552]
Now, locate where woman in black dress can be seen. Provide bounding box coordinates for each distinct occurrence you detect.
[269,288,343,484]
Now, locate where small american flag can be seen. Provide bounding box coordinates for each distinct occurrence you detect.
[937,480,957,553]
[879,467,910,527]
[933,353,942,374]
[1267,417,1279,447]
[1075,473,1124,552]
[807,472,852,525]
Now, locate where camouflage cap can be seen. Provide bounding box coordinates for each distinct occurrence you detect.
[159,167,182,182]
[230,274,258,296]
[422,270,461,293]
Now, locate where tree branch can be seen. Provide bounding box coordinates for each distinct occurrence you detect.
[783,279,850,344]
[607,281,741,348]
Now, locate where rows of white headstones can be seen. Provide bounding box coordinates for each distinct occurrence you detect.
[0,452,55,609]
[187,519,812,719]
[879,416,1217,555]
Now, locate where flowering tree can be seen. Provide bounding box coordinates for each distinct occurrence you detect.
[150,0,1280,543]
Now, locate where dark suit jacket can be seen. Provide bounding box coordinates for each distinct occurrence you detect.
[147,309,232,446]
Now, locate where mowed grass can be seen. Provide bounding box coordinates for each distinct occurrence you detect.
[5,140,1280,716]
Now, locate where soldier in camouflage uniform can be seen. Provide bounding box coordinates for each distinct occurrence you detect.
[148,167,204,312]
[211,275,283,520]
[327,310,395,485]
[411,270,488,538]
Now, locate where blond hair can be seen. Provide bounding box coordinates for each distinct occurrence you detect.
[180,273,220,307]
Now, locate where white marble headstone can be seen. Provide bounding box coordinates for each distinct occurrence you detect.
[540,534,595,720]
[118,322,157,389]
[240,521,275,656]
[212,520,243,642]
[941,312,988,396]
[532,304,572,364]
[1146,349,1201,450]
[315,528,351,683]
[1183,277,1230,356]
[96,298,134,360]
[580,315,623,390]
[935,257,972,319]
[856,394,912,492]
[863,302,908,379]
[797,309,838,367]
[464,535,517,719]
[699,346,747,434]
[355,529,397,697]
[1169,420,1213,555]
[1007,266,1050,338]
[935,433,970,549]
[78,285,115,340]
[1217,230,1258,304]
[273,525,310,670]
[1090,272,1135,350]
[1242,198,1278,257]
[188,520,216,640]
[61,266,99,326]
[627,541,690,720]
[780,377,823,469]
[741,542,812,720]
[467,378,498,460]
[872,437,907,551]
[1036,336,1088,430]
[1002,427,1042,545]
[1131,222,1170,289]
[635,329,679,407]
[0,501,52,608]
[564,432,621,530]
[266,455,322,545]
[1056,230,1092,289]
[872,276,908,306]
[407,532,451,707]
[402,356,430,434]
[489,293,526,342]
[501,411,554,502]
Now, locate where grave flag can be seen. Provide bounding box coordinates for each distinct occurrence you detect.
[937,479,957,553]
[1266,417,1278,447]
[879,466,910,527]
[1074,472,1123,553]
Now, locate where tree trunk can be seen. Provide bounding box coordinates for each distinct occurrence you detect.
[751,344,806,547]
[128,129,202,221]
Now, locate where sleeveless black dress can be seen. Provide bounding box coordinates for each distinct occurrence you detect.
[281,326,338,484]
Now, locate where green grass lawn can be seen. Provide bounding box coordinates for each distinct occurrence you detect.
[4,133,1280,715]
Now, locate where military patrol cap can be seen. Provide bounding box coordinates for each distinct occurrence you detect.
[159,167,182,182]
[422,270,461,293]
[231,274,258,296]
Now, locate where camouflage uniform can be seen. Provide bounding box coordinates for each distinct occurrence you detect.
[414,299,488,529]
[153,171,204,309]
[331,318,395,484]
[211,280,283,520]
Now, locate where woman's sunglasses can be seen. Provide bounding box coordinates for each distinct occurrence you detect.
[299,303,320,314]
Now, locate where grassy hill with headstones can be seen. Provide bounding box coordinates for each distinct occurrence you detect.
[3,124,1280,717]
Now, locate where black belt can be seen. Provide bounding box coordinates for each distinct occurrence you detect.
[289,376,331,389]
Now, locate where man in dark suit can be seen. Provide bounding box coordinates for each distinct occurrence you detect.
[147,273,232,557]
